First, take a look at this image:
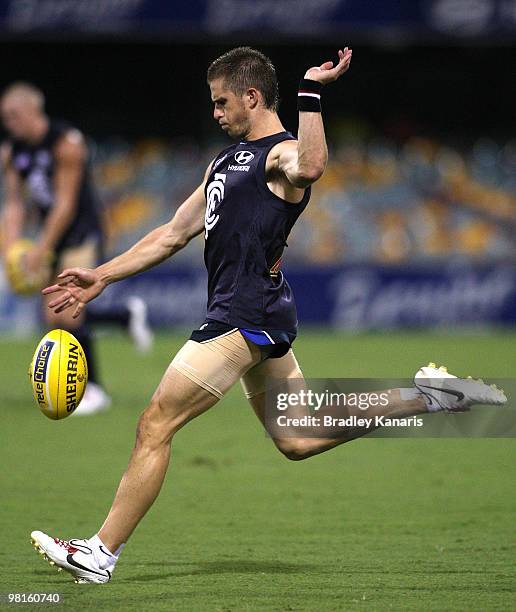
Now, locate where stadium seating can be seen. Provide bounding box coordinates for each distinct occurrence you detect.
[91,135,515,264]
[3,135,514,264]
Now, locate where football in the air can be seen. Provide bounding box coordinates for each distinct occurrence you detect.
[28,329,88,419]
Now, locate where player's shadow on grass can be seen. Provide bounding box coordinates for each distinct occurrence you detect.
[126,560,319,582]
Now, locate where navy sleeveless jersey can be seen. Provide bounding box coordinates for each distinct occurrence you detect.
[8,119,102,252]
[203,131,310,336]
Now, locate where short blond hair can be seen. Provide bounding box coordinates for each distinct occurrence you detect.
[1,81,45,111]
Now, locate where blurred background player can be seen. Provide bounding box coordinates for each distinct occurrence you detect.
[0,82,153,415]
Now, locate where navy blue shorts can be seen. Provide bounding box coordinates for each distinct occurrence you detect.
[190,319,296,359]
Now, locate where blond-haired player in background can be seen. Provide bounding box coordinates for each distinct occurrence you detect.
[0,82,153,414]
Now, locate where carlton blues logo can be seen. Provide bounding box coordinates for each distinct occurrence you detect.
[205,172,226,239]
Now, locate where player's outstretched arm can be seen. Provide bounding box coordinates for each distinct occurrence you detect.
[43,177,208,318]
[276,47,352,188]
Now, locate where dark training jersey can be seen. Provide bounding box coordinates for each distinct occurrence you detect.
[8,119,102,253]
[203,131,310,337]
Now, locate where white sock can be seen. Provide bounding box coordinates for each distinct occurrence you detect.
[88,534,125,570]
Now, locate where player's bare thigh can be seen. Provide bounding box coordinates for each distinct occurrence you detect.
[242,349,331,459]
[140,364,221,446]
[43,239,99,328]
[242,348,305,424]
[143,330,262,441]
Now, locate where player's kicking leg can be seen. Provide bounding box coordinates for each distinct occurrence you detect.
[31,330,263,583]
[243,354,507,460]
[31,366,218,583]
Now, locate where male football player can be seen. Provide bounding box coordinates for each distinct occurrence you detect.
[31,48,505,583]
[0,82,153,414]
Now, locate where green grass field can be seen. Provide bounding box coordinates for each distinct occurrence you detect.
[2,330,515,611]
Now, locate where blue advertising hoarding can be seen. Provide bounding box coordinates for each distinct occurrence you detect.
[0,0,514,39]
[79,262,516,329]
[1,263,515,333]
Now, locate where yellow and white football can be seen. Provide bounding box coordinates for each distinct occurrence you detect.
[5,238,51,296]
[28,329,88,420]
